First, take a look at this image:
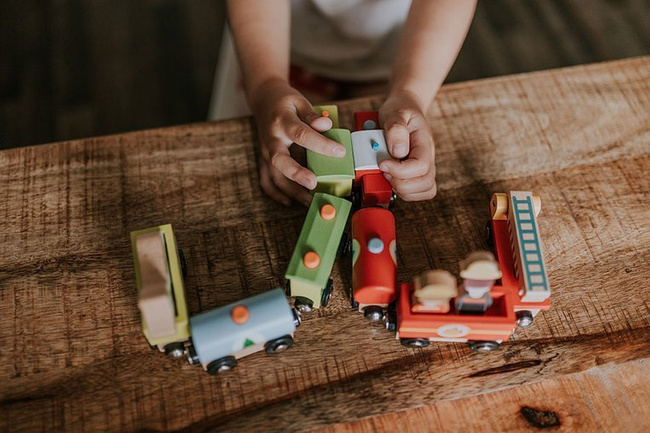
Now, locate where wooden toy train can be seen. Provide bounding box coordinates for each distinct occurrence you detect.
[130,107,552,374]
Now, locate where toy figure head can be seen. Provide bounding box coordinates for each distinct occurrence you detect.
[414,270,458,305]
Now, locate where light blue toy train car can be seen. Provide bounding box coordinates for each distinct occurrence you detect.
[187,288,301,374]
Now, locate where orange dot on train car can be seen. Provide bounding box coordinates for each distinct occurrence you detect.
[320,204,337,220]
[231,305,250,325]
[321,110,330,118]
[303,251,321,269]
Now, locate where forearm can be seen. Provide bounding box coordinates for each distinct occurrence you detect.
[226,0,291,108]
[389,0,477,111]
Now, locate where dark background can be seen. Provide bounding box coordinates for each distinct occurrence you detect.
[0,0,648,150]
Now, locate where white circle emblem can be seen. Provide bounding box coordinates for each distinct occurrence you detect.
[437,324,471,338]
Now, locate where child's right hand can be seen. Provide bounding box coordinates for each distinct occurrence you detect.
[250,79,347,207]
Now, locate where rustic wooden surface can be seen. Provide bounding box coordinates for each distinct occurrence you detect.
[0,57,648,432]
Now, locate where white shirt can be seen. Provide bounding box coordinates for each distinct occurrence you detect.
[290,0,412,81]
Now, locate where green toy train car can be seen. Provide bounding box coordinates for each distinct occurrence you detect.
[285,193,352,312]
[306,105,355,197]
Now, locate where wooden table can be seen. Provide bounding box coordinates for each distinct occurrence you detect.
[1,57,648,432]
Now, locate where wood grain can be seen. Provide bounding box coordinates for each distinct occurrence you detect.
[0,57,648,432]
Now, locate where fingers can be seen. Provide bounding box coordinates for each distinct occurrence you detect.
[270,169,313,207]
[301,110,333,132]
[259,162,292,207]
[259,149,313,207]
[385,172,436,196]
[268,142,317,190]
[381,110,411,159]
[283,115,345,157]
[381,126,436,201]
[379,127,433,179]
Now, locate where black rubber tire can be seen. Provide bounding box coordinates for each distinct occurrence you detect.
[321,279,334,307]
[164,342,186,359]
[265,335,295,354]
[388,192,397,209]
[516,310,534,327]
[349,287,359,309]
[400,338,430,348]
[207,356,237,375]
[468,340,501,352]
[294,297,314,313]
[384,304,397,331]
[363,305,384,322]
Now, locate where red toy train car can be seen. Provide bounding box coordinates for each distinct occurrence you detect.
[351,111,396,209]
[350,207,398,321]
[385,191,551,351]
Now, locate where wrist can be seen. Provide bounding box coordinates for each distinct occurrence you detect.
[248,77,293,114]
[385,87,429,113]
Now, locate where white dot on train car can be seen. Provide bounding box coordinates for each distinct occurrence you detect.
[363,120,376,130]
[367,238,384,254]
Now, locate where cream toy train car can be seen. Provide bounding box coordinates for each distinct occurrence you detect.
[130,224,190,358]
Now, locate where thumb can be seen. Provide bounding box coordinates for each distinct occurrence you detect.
[298,104,333,133]
[382,115,410,159]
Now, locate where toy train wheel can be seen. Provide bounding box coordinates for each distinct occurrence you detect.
[363,306,384,322]
[348,287,359,309]
[337,232,352,258]
[164,342,186,359]
[294,297,313,313]
[321,279,334,307]
[186,344,200,365]
[516,310,534,327]
[468,340,500,352]
[400,338,430,348]
[384,303,397,331]
[179,248,188,278]
[388,192,397,209]
[265,335,294,354]
[207,356,237,375]
[351,188,362,209]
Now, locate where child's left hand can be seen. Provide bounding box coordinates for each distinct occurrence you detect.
[378,90,437,202]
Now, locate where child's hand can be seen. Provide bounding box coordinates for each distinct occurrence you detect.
[378,90,437,201]
[250,79,347,207]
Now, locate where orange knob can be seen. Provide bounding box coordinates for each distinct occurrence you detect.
[303,251,321,269]
[231,305,250,325]
[320,204,336,220]
[321,110,330,118]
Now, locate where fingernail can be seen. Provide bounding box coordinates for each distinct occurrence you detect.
[393,143,407,157]
[384,173,392,181]
[379,162,389,172]
[332,146,345,157]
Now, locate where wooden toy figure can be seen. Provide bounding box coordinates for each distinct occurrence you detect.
[411,270,458,314]
[456,251,502,314]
